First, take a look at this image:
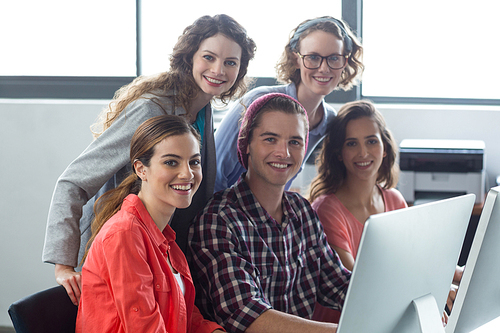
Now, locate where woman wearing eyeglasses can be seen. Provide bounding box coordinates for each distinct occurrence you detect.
[214,16,364,193]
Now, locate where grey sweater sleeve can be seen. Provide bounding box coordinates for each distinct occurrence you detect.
[42,98,169,267]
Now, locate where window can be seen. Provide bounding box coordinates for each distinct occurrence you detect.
[362,0,500,103]
[1,0,136,77]
[140,1,342,78]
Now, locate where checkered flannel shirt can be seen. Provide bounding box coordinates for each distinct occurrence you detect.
[188,177,351,333]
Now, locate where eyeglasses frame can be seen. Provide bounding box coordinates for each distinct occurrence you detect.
[296,52,349,70]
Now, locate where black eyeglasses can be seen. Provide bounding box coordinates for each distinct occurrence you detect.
[296,52,348,70]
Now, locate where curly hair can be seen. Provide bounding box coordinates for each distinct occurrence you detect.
[308,100,399,203]
[276,16,364,91]
[91,14,256,138]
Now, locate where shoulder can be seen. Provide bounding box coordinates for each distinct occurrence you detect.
[241,84,291,105]
[95,210,144,245]
[381,188,408,209]
[312,193,346,219]
[285,191,319,220]
[198,188,242,220]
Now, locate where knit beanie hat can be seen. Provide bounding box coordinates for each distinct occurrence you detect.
[237,93,309,169]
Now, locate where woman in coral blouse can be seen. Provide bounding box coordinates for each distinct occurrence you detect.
[308,100,407,323]
[76,115,224,333]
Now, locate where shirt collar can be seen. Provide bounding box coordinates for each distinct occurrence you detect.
[233,175,299,228]
[121,194,171,247]
[286,82,331,136]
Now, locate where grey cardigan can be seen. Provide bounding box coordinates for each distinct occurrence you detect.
[42,95,216,267]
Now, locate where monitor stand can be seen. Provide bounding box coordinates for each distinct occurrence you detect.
[393,294,446,333]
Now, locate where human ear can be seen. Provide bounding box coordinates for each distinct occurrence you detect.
[134,160,147,181]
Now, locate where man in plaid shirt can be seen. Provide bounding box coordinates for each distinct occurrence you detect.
[189,94,351,333]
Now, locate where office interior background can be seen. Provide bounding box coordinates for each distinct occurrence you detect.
[1,0,499,328]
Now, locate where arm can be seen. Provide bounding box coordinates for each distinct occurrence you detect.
[54,264,81,306]
[189,210,273,333]
[100,226,167,332]
[43,99,167,267]
[214,100,248,193]
[331,245,355,272]
[246,309,337,333]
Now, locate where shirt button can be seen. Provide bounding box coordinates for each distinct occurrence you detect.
[156,284,161,289]
[133,307,138,312]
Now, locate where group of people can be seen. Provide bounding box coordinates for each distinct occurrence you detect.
[42,14,407,333]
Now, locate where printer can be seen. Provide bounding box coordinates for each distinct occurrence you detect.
[398,139,486,204]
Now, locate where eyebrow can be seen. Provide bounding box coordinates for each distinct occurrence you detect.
[345,134,379,141]
[260,131,304,141]
[160,153,201,159]
[202,50,240,60]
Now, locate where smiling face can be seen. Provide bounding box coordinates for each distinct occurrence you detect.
[341,116,386,182]
[135,133,202,215]
[192,33,242,100]
[295,30,346,98]
[245,111,307,190]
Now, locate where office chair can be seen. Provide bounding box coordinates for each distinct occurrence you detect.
[8,285,78,333]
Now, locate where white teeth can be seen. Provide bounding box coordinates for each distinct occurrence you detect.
[270,163,288,169]
[356,161,371,167]
[315,77,331,82]
[205,76,223,84]
[171,184,192,191]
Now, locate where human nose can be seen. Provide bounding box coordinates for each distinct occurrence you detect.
[210,60,224,76]
[358,144,369,157]
[178,162,194,180]
[274,141,290,158]
[318,57,330,72]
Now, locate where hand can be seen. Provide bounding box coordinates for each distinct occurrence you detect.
[446,284,458,314]
[55,264,82,306]
[212,330,226,333]
[442,310,448,327]
[453,266,464,285]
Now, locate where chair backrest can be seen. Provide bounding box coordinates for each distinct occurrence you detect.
[8,285,77,333]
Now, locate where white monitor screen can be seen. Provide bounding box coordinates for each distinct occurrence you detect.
[337,194,475,333]
[446,186,500,333]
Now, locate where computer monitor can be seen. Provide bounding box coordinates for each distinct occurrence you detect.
[337,193,475,333]
[446,186,500,333]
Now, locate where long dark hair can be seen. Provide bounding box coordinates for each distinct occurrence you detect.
[308,100,399,203]
[82,115,200,263]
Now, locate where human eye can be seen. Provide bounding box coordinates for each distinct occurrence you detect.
[289,139,302,146]
[345,140,356,147]
[190,158,201,166]
[164,159,178,167]
[203,54,214,61]
[225,60,238,67]
[264,137,276,143]
[306,54,321,61]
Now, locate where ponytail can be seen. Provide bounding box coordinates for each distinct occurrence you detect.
[80,172,141,264]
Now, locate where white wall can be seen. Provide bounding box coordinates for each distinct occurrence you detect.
[0,99,499,327]
[379,103,500,189]
[0,99,107,327]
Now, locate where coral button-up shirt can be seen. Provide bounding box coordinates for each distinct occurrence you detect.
[76,194,223,333]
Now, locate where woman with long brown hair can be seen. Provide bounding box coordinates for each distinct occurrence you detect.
[308,100,407,323]
[76,115,224,332]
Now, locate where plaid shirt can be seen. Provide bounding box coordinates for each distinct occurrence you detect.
[188,177,351,333]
